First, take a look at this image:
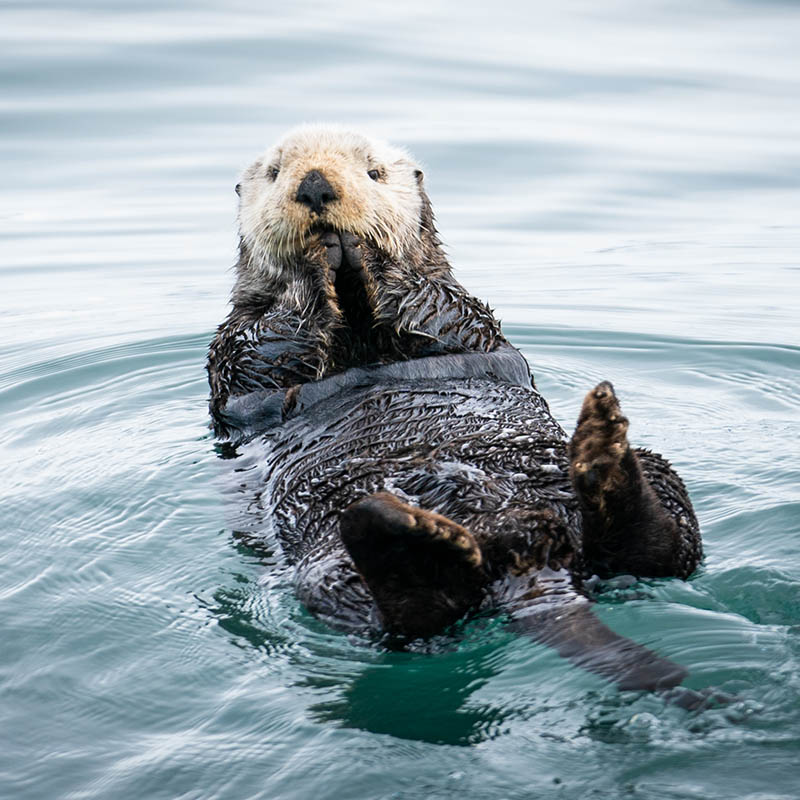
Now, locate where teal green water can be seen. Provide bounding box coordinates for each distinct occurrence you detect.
[2,2,799,798]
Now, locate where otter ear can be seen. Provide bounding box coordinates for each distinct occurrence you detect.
[235,183,241,196]
[392,157,424,184]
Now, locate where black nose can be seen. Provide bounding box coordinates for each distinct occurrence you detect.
[295,170,337,214]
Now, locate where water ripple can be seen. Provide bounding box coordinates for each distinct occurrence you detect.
[2,0,800,797]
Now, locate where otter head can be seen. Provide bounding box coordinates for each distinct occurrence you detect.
[234,126,444,293]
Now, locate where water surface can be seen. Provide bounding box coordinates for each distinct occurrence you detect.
[2,2,799,798]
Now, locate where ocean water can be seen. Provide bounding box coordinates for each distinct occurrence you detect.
[2,1,799,798]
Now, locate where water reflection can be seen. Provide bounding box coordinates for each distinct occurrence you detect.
[310,635,509,746]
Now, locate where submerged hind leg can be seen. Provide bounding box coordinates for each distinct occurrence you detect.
[569,381,702,579]
[340,492,487,639]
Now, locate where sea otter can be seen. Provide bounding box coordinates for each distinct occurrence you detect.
[207,127,703,693]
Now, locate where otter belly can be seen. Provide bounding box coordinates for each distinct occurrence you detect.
[261,375,578,569]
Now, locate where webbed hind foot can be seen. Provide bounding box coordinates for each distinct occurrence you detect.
[340,492,487,639]
[569,381,702,579]
[569,380,632,508]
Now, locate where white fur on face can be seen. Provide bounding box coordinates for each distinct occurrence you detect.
[237,126,424,278]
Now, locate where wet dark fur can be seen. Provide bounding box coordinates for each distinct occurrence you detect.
[208,169,703,695]
[208,178,501,434]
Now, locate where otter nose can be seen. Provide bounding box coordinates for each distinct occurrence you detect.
[295,170,337,214]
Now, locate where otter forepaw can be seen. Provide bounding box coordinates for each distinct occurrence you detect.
[569,381,633,507]
[340,492,486,639]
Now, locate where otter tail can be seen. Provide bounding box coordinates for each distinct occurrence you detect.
[507,596,686,691]
[507,592,728,708]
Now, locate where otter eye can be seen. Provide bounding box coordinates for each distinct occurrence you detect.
[267,166,280,181]
[367,169,380,181]
[235,183,241,196]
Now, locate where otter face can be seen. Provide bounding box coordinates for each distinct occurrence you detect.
[237,126,425,279]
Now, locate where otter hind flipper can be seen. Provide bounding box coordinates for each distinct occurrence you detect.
[569,381,702,578]
[569,381,632,506]
[340,492,488,639]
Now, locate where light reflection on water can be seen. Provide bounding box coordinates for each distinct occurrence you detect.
[1,2,799,798]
